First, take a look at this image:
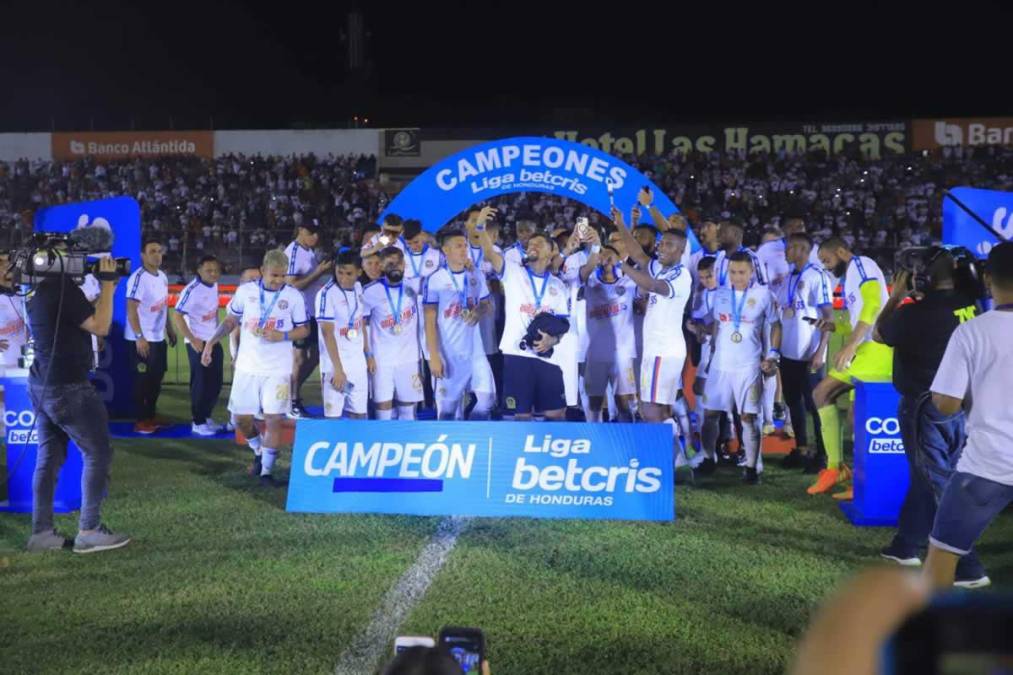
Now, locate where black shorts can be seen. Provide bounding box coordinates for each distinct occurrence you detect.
[503,354,566,415]
[293,317,319,350]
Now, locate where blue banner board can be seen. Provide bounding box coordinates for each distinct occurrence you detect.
[33,197,141,418]
[942,186,1013,257]
[287,420,675,522]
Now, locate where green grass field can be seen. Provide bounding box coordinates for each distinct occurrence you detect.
[2,338,1012,674]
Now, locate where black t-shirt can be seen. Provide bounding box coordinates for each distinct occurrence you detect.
[27,277,96,386]
[878,290,979,397]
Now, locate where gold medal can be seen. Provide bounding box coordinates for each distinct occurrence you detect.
[392,324,403,335]
[731,331,743,343]
[345,328,359,340]
[460,308,473,322]
[783,307,795,319]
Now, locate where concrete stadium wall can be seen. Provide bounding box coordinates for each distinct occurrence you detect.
[0,133,53,161]
[213,129,379,157]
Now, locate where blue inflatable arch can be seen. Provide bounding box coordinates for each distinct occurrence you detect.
[380,136,699,251]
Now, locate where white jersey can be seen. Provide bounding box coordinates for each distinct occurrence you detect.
[125,268,169,342]
[0,293,29,368]
[227,281,308,376]
[641,259,692,359]
[777,263,833,362]
[174,277,220,342]
[315,280,366,373]
[756,239,791,297]
[362,279,420,366]
[692,286,717,371]
[284,240,326,315]
[688,247,720,284]
[503,242,527,268]
[79,274,101,302]
[561,250,590,361]
[840,255,889,344]
[469,243,501,354]
[497,258,570,360]
[584,272,637,361]
[709,285,778,372]
[423,265,489,362]
[402,244,444,289]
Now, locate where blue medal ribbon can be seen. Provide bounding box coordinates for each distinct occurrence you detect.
[383,279,404,329]
[526,267,549,311]
[731,286,748,335]
[407,246,427,278]
[786,263,813,310]
[448,269,470,313]
[469,245,483,268]
[338,286,358,333]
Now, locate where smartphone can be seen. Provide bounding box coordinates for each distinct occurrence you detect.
[884,594,1013,674]
[379,234,392,246]
[438,626,484,673]
[576,216,590,239]
[802,316,818,325]
[394,636,435,655]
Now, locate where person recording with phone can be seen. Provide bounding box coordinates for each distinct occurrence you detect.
[25,255,131,554]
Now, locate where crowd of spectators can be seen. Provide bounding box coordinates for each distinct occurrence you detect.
[3,144,1013,279]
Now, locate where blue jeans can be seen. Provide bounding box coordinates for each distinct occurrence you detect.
[890,393,984,578]
[931,472,1013,555]
[29,382,113,534]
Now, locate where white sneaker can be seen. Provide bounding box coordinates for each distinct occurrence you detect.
[192,423,216,437]
[205,419,225,433]
[225,420,236,432]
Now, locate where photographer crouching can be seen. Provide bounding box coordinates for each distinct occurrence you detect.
[25,255,131,554]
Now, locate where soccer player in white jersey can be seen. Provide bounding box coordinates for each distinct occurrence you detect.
[125,239,176,434]
[611,208,692,426]
[424,229,496,420]
[316,250,371,419]
[359,213,404,259]
[580,242,638,421]
[284,219,334,418]
[757,227,792,435]
[172,255,226,436]
[400,219,444,292]
[777,233,834,471]
[466,211,505,411]
[686,255,719,458]
[808,237,893,496]
[228,265,261,431]
[712,222,766,288]
[0,250,29,391]
[701,253,782,483]
[362,247,424,420]
[472,208,570,421]
[202,249,309,486]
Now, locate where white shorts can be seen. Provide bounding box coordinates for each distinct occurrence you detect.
[585,358,637,398]
[372,360,424,404]
[434,354,495,403]
[640,354,685,406]
[228,371,290,416]
[702,368,763,416]
[556,331,580,408]
[322,356,369,417]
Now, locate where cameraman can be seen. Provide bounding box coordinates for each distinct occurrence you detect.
[25,256,130,554]
[873,248,986,587]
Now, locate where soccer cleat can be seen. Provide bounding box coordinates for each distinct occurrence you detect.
[832,487,854,501]
[205,419,226,433]
[287,401,309,419]
[742,467,760,485]
[783,424,795,439]
[73,525,131,554]
[807,468,846,495]
[953,575,992,589]
[191,423,217,437]
[762,424,776,436]
[133,420,158,435]
[26,529,70,552]
[695,458,717,475]
[248,455,263,477]
[258,474,285,488]
[782,448,804,469]
[880,544,922,567]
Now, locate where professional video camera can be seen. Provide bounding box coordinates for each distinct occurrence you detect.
[895,244,986,299]
[8,227,130,285]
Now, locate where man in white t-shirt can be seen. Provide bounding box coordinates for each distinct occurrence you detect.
[362,247,424,420]
[424,229,495,420]
[473,208,570,421]
[925,242,1013,589]
[316,250,371,419]
[125,239,177,434]
[201,249,309,486]
[0,251,29,376]
[283,220,334,418]
[580,243,638,422]
[777,233,834,470]
[701,253,781,483]
[611,208,692,426]
[808,237,893,496]
[172,255,224,436]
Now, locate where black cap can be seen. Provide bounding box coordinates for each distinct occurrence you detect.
[300,218,321,234]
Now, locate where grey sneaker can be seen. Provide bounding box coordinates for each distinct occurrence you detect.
[73,525,131,554]
[26,529,70,552]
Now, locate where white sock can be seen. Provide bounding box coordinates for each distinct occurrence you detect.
[375,408,394,420]
[743,419,762,470]
[468,392,495,421]
[437,399,458,421]
[397,404,416,421]
[260,448,277,476]
[247,433,262,455]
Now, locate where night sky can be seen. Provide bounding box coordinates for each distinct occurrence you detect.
[2,1,1011,132]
